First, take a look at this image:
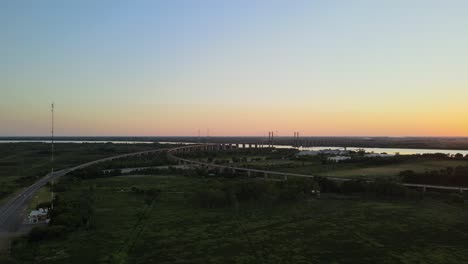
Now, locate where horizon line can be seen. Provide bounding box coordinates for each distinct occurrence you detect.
[2,135,468,139]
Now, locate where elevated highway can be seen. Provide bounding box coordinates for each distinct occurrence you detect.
[0,148,168,232]
[2,143,467,234]
[168,144,468,193]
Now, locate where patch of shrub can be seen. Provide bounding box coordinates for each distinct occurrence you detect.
[193,178,320,208]
[27,225,67,242]
[0,256,19,264]
[367,178,408,198]
[36,201,52,210]
[314,176,340,193]
[446,193,464,204]
[340,180,367,194]
[193,188,229,208]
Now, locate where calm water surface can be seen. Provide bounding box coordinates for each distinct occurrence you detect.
[1,140,467,156]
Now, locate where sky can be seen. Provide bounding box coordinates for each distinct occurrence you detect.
[1,0,468,137]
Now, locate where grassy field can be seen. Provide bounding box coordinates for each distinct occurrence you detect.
[239,158,468,179]
[9,174,468,264]
[0,142,159,204]
[27,187,52,210]
[190,149,468,181]
[317,160,468,179]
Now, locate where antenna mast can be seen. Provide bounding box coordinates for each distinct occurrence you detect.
[51,103,55,210]
[51,103,54,169]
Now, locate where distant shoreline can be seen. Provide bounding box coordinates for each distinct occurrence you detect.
[2,137,468,152]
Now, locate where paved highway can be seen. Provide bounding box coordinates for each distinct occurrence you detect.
[0,148,166,232]
[2,143,466,234]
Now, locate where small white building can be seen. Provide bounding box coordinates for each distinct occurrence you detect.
[28,208,49,224]
[328,156,351,162]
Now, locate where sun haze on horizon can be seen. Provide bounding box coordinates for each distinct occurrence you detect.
[2,0,468,137]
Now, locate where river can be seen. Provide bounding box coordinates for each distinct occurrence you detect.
[1,140,467,156]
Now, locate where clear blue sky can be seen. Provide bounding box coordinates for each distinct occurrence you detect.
[2,0,468,136]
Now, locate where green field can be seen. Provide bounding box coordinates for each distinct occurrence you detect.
[9,174,468,264]
[317,160,468,179]
[0,142,159,204]
[27,186,52,210]
[233,156,468,180]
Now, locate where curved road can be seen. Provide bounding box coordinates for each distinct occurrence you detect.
[2,143,466,234]
[0,148,167,233]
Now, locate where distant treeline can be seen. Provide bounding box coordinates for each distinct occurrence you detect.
[401,166,468,187]
[178,148,297,160]
[97,151,175,170]
[63,166,188,183]
[191,175,428,209]
[12,177,161,253]
[10,187,95,253]
[297,152,467,166]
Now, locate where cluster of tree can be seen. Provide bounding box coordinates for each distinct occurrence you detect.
[189,168,257,179]
[212,159,232,165]
[50,188,95,231]
[193,178,321,208]
[0,181,23,200]
[192,176,421,209]
[400,166,468,187]
[96,144,118,153]
[98,152,175,170]
[15,184,161,257]
[0,256,18,264]
[0,190,10,200]
[50,176,78,192]
[1,169,52,200]
[179,148,296,162]
[0,161,17,166]
[337,156,404,166]
[24,187,95,243]
[25,225,67,242]
[125,166,186,176]
[230,157,254,163]
[296,152,463,165]
[446,193,465,204]
[452,153,468,159]
[68,167,121,180]
[13,169,49,185]
[130,186,161,205]
[313,176,418,198]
